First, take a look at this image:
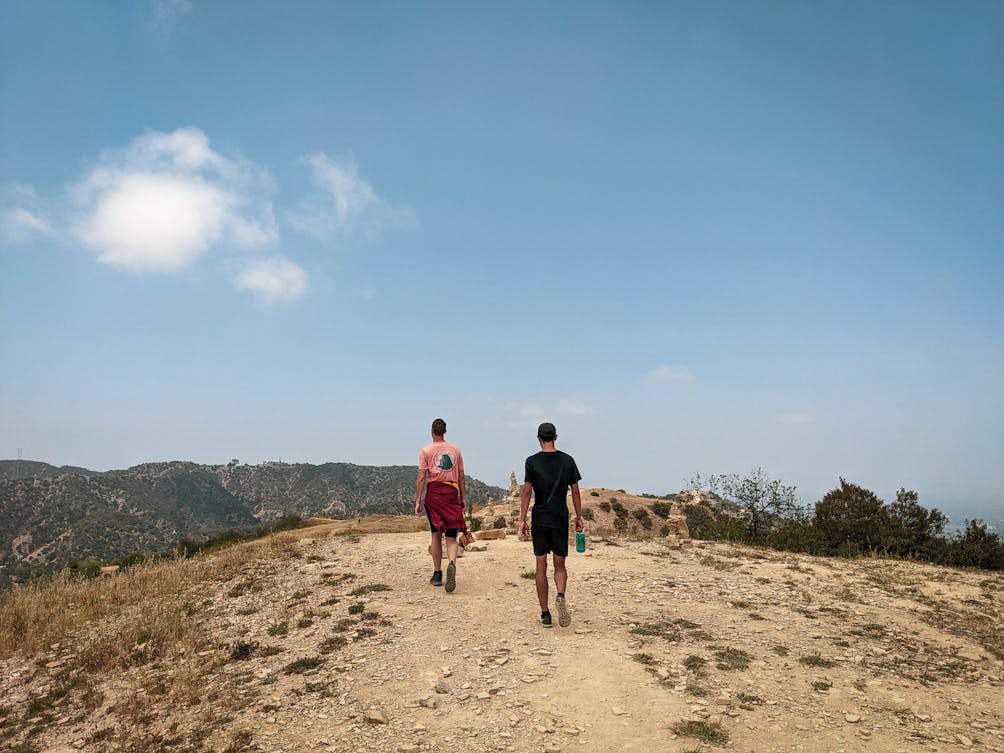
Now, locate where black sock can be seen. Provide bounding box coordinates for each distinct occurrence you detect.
[557,592,564,598]
[541,610,550,617]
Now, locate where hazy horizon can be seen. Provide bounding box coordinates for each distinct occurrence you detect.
[3,452,1000,532]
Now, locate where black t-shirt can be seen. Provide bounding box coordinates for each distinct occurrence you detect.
[524,450,582,529]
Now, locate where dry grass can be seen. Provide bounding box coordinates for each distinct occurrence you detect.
[303,515,428,536]
[0,533,302,661]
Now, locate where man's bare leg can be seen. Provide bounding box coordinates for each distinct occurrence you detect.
[553,555,567,595]
[445,536,459,564]
[554,555,571,626]
[535,554,550,611]
[430,532,442,571]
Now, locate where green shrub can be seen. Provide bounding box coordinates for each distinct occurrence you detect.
[272,514,303,532]
[64,558,102,579]
[112,552,147,570]
[632,509,653,529]
[229,640,259,660]
[652,502,671,518]
[284,657,322,674]
[582,507,595,521]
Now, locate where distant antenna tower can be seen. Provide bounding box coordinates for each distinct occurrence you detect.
[16,447,22,479]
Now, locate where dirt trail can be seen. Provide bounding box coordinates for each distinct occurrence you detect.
[5,528,1003,753]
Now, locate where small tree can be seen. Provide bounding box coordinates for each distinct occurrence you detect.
[884,488,947,558]
[943,520,1004,570]
[705,468,798,539]
[813,479,887,555]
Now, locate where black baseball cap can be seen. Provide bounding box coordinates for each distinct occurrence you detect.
[537,422,557,441]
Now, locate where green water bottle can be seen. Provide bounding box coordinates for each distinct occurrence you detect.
[575,529,586,553]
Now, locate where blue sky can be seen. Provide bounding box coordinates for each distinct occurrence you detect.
[1,1,1002,524]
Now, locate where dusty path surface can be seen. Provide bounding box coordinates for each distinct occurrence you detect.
[4,529,1003,753]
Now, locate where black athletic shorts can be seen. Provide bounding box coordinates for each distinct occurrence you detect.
[426,511,458,538]
[532,525,568,557]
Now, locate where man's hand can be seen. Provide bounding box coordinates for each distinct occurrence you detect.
[414,502,422,517]
[519,519,529,541]
[574,515,584,532]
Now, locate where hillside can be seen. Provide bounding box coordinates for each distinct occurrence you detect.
[0,460,96,479]
[0,460,505,584]
[0,522,1001,752]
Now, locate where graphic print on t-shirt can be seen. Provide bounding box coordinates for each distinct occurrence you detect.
[437,453,454,471]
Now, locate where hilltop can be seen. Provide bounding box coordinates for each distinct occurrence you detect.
[1,519,1001,753]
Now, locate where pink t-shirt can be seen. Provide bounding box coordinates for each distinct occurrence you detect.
[419,440,464,485]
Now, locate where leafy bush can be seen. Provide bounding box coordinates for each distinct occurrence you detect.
[112,552,147,570]
[599,501,611,513]
[582,507,595,521]
[64,558,102,579]
[813,479,887,555]
[651,502,671,519]
[272,514,302,532]
[941,520,1004,570]
[632,508,652,529]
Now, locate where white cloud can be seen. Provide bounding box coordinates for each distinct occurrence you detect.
[1,184,55,245]
[235,257,308,304]
[556,399,595,416]
[777,413,816,425]
[152,0,192,31]
[288,153,413,242]
[1,208,55,245]
[643,364,694,384]
[71,127,276,272]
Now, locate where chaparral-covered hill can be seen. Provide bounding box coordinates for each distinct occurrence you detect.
[0,459,505,585]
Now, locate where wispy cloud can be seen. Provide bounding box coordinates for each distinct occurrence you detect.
[235,257,308,304]
[1,184,55,245]
[288,153,414,242]
[493,398,595,429]
[70,127,276,272]
[556,399,595,416]
[505,401,544,419]
[643,364,694,384]
[152,0,192,32]
[776,412,816,425]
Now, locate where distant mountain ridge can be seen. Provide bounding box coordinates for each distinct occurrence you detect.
[0,459,506,586]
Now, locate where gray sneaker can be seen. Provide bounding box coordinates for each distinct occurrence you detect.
[445,561,456,593]
[556,595,571,627]
[430,570,443,586]
[540,611,553,627]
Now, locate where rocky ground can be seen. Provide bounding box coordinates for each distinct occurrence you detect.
[2,525,1002,753]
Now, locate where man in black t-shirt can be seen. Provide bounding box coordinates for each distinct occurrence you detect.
[519,422,584,628]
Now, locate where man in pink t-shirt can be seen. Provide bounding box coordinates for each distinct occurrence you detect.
[415,418,468,593]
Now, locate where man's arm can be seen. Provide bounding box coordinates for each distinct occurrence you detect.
[457,452,466,505]
[571,483,584,531]
[519,482,532,539]
[415,468,428,516]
